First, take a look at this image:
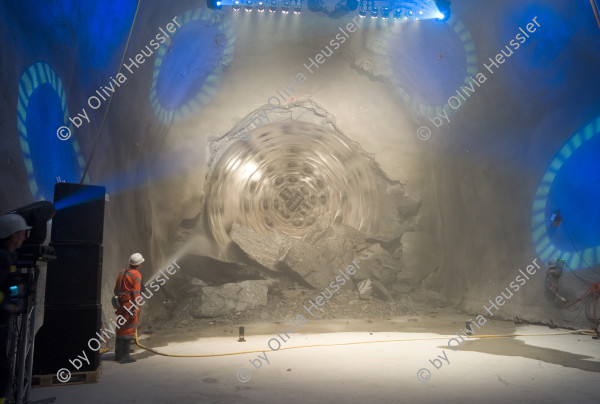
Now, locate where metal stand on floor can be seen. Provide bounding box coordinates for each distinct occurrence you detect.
[6,246,56,404]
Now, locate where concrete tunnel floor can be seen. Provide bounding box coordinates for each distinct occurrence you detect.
[30,309,600,404]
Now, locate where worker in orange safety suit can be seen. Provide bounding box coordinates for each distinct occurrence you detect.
[113,253,145,363]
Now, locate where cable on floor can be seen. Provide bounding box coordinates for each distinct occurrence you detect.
[133,329,595,358]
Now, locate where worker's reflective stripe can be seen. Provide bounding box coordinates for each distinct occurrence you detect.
[121,272,142,283]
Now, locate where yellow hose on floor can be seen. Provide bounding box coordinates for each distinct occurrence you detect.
[133,329,595,358]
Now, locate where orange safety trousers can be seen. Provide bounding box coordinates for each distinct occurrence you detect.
[114,267,142,337]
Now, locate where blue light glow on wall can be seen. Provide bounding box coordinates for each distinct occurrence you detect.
[4,0,138,76]
[17,62,88,201]
[499,3,575,88]
[383,15,477,118]
[531,114,600,270]
[150,8,235,124]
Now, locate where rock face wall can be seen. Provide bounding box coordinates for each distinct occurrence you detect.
[200,280,271,317]
[1,0,600,329]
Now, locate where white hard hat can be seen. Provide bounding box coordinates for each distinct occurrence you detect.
[0,214,32,239]
[129,253,145,266]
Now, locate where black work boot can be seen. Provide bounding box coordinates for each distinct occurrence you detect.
[114,337,124,361]
[119,337,137,363]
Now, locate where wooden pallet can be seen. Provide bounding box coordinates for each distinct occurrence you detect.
[33,365,101,387]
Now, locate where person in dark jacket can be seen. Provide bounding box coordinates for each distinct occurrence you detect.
[0,214,30,404]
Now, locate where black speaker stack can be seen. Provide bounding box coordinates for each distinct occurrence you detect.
[33,183,105,375]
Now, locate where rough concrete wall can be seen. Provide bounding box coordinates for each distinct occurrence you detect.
[2,0,600,329]
[420,1,600,328]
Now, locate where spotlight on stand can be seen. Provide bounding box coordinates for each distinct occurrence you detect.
[245,0,253,12]
[257,1,265,12]
[434,0,451,21]
[370,6,378,18]
[207,0,223,9]
[393,8,401,20]
[233,0,241,11]
[382,6,390,19]
[358,0,368,17]
[293,0,302,14]
[282,0,290,13]
[269,0,278,12]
